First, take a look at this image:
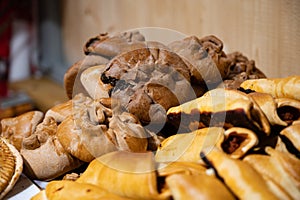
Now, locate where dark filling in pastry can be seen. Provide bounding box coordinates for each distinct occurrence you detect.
[167,108,263,134]
[221,132,248,154]
[277,106,300,125]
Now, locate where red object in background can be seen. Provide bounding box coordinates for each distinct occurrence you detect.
[0,0,14,97]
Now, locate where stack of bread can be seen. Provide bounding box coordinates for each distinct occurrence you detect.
[0,30,299,200]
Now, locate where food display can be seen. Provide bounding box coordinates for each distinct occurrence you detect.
[0,28,300,200]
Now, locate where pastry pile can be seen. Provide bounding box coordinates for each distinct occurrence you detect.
[0,30,299,200]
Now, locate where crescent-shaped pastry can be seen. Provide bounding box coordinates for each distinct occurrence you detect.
[220,127,258,159]
[244,147,300,200]
[157,161,207,177]
[280,123,300,152]
[167,88,270,135]
[205,148,278,200]
[165,173,235,200]
[155,127,224,164]
[76,151,170,200]
[248,92,287,126]
[240,76,300,101]
[275,97,300,125]
[0,137,23,199]
[243,154,293,200]
[44,180,132,200]
[265,147,300,189]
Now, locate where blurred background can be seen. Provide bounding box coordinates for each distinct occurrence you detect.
[0,0,300,118]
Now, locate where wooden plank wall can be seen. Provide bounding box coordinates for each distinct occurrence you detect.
[61,0,300,78]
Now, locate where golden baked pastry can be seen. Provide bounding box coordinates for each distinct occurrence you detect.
[205,148,278,200]
[240,76,300,101]
[0,137,23,199]
[76,151,170,200]
[167,88,270,135]
[165,173,235,200]
[155,127,224,164]
[220,127,258,159]
[244,147,300,199]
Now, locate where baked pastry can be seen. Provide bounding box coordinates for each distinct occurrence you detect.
[57,93,150,162]
[280,123,300,152]
[220,127,258,159]
[155,127,224,164]
[35,180,132,200]
[100,45,196,126]
[168,35,230,85]
[205,148,278,199]
[275,97,300,126]
[76,151,171,200]
[0,137,23,199]
[83,31,146,58]
[165,173,235,200]
[64,55,109,99]
[240,76,300,101]
[220,51,266,89]
[244,147,300,199]
[80,65,111,100]
[248,92,287,126]
[167,88,270,135]
[1,111,44,151]
[21,116,82,180]
[44,100,73,123]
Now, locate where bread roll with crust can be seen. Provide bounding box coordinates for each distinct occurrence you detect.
[205,148,279,200]
[1,111,44,151]
[240,76,300,101]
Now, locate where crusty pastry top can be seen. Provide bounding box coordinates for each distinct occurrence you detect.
[0,137,23,199]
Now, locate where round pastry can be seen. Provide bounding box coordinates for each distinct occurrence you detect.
[0,137,23,199]
[100,46,197,126]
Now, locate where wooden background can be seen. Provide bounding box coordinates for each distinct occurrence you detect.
[61,0,300,78]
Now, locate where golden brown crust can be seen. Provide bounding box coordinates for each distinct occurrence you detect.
[56,116,95,162]
[166,173,235,200]
[205,148,278,200]
[77,151,170,200]
[1,111,44,151]
[240,76,300,101]
[0,137,23,199]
